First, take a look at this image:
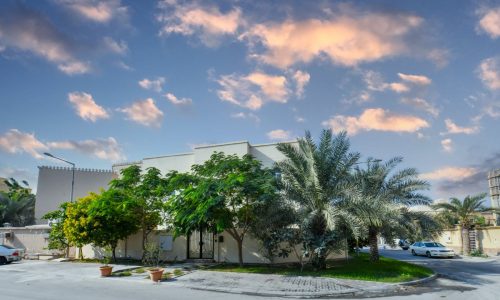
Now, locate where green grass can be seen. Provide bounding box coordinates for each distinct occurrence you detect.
[113,271,132,277]
[133,268,146,274]
[207,253,433,283]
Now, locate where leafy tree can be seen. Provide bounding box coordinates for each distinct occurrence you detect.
[109,166,167,257]
[432,193,493,255]
[43,203,70,256]
[345,158,432,262]
[0,178,35,226]
[275,130,360,270]
[86,189,141,261]
[63,194,95,258]
[165,152,277,267]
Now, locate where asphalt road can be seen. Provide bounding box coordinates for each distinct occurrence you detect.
[0,251,499,300]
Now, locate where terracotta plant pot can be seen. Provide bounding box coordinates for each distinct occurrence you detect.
[100,266,113,277]
[148,268,164,282]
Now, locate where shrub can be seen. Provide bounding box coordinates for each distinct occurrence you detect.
[173,269,183,276]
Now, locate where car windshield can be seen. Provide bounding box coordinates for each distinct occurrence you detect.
[424,242,444,247]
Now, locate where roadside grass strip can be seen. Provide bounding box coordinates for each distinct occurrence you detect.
[207,253,433,283]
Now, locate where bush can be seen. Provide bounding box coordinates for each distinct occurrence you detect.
[173,269,183,276]
[142,242,161,267]
[470,249,488,257]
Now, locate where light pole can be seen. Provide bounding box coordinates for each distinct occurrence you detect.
[44,152,75,203]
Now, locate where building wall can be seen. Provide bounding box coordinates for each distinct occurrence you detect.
[437,227,500,256]
[35,166,116,224]
[0,226,55,255]
[488,169,500,209]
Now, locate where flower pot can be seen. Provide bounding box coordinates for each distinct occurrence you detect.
[148,268,164,282]
[100,266,113,277]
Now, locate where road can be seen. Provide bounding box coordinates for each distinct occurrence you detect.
[0,251,499,300]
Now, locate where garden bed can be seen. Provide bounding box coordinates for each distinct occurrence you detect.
[207,253,433,283]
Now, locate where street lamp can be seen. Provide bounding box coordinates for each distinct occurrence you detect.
[44,152,75,203]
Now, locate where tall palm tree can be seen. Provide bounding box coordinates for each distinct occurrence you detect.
[276,130,360,269]
[345,158,431,262]
[432,193,491,255]
[0,178,35,226]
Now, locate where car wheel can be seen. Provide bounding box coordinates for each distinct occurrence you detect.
[0,257,6,265]
[6,261,12,264]
[426,251,432,258]
[411,249,417,256]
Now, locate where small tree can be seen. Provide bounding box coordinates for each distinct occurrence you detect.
[86,189,141,262]
[43,203,70,256]
[165,152,277,267]
[63,195,95,259]
[433,193,493,255]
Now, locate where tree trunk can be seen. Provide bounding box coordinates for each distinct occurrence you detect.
[79,247,83,260]
[112,246,117,263]
[236,238,244,267]
[368,227,379,262]
[461,227,470,255]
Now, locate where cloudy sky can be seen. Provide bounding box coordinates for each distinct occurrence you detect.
[0,0,499,202]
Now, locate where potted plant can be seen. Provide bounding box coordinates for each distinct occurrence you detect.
[99,256,113,277]
[143,242,164,282]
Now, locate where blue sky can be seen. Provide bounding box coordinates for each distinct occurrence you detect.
[0,0,499,202]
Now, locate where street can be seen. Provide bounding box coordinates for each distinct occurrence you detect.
[0,250,499,300]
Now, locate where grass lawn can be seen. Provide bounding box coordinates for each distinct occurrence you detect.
[207,253,433,283]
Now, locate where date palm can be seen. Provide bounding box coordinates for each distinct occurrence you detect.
[346,158,431,262]
[276,130,360,269]
[432,193,491,255]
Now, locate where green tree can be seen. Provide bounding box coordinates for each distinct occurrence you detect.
[86,189,141,262]
[63,195,95,258]
[42,203,70,256]
[109,166,166,257]
[165,152,277,267]
[432,193,492,255]
[345,158,432,262]
[0,178,35,226]
[275,130,360,270]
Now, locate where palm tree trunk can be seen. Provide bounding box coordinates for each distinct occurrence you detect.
[368,227,379,262]
[462,227,470,255]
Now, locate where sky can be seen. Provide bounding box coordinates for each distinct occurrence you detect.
[0,0,499,203]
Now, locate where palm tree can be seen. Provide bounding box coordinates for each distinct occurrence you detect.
[345,158,432,262]
[0,178,35,226]
[432,193,491,255]
[276,130,360,269]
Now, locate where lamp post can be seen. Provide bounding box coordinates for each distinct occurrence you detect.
[44,152,75,203]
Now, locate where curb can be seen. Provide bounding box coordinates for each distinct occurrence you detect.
[182,272,438,299]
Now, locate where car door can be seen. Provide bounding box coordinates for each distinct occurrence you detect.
[416,242,424,255]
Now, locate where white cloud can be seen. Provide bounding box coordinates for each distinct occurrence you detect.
[292,70,311,97]
[267,129,292,141]
[68,92,109,122]
[426,48,449,68]
[0,129,48,159]
[388,82,409,93]
[215,71,290,110]
[420,167,478,181]
[0,5,90,75]
[477,6,500,39]
[401,97,439,117]
[241,9,423,68]
[230,112,260,123]
[441,138,453,153]
[322,108,429,135]
[442,119,479,135]
[103,36,128,55]
[397,73,432,85]
[157,0,243,47]
[117,61,133,71]
[477,56,500,90]
[138,77,165,92]
[363,70,410,93]
[165,92,192,105]
[57,0,128,23]
[47,137,125,161]
[119,98,164,127]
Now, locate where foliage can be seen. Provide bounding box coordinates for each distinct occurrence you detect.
[275,130,360,269]
[142,242,161,267]
[86,189,141,261]
[43,203,70,253]
[165,152,278,266]
[469,249,488,258]
[173,269,183,276]
[0,178,35,226]
[63,194,95,254]
[209,252,433,283]
[432,193,494,255]
[109,166,167,256]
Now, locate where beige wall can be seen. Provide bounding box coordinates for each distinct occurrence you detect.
[437,226,500,256]
[35,166,116,224]
[0,226,56,255]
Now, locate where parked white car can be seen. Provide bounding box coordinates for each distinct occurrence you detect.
[0,245,23,264]
[410,241,455,258]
